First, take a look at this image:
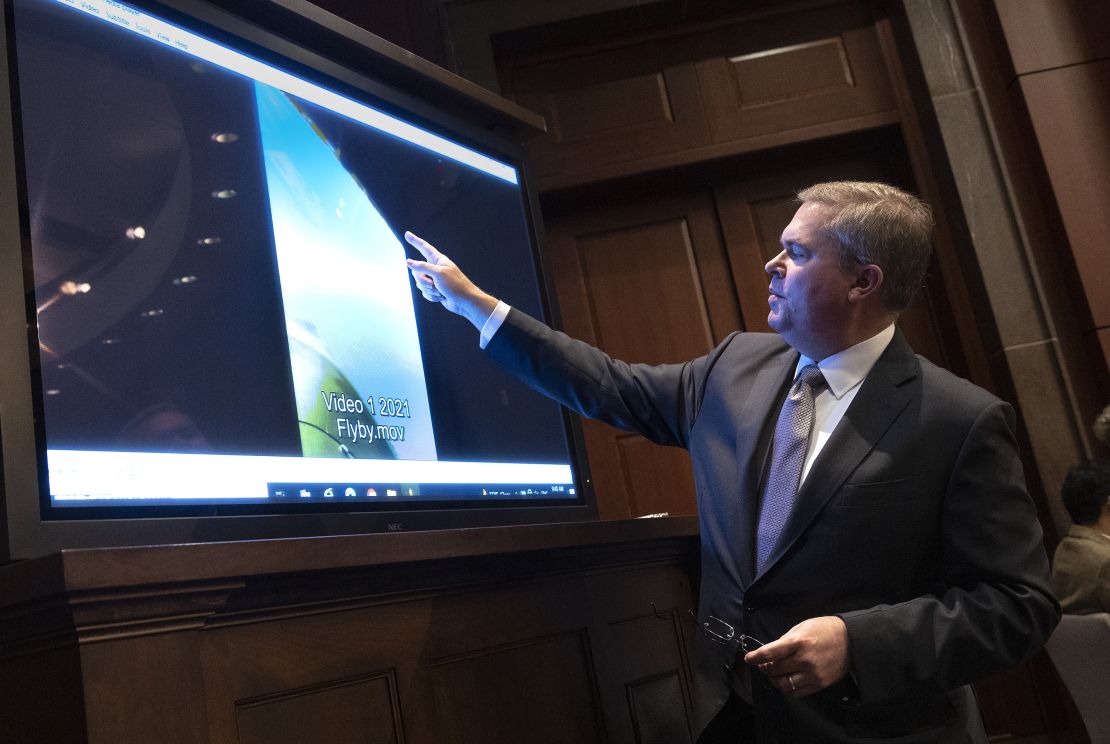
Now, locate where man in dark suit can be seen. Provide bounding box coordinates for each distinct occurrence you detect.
[405,181,1058,742]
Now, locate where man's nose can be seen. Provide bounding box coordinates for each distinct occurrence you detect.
[765,250,786,276]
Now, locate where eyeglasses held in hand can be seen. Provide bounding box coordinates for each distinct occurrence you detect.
[651,602,765,653]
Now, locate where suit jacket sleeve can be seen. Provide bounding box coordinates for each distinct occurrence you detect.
[839,398,1060,703]
[484,307,723,448]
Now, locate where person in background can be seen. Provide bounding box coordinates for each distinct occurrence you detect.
[1094,402,1110,451]
[1052,458,1110,614]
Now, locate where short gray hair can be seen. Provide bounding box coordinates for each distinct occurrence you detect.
[797,181,934,313]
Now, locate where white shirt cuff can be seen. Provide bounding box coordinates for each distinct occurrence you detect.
[479,301,511,349]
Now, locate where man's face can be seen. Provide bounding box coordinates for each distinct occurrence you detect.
[765,202,859,358]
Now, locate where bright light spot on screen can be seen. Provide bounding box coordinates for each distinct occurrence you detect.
[212,189,237,199]
[101,338,122,345]
[125,226,146,239]
[59,281,91,295]
[45,389,60,396]
[173,275,198,285]
[197,236,222,245]
[141,308,164,318]
[211,132,239,143]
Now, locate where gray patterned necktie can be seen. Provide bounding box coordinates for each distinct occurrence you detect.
[756,364,826,572]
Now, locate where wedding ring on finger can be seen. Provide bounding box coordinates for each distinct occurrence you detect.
[789,674,797,692]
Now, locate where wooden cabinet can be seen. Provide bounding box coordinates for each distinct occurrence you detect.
[0,519,700,744]
[499,1,898,190]
[512,53,710,183]
[694,3,895,145]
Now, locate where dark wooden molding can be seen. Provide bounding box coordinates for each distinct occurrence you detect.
[175,0,546,140]
[24,516,696,589]
[535,111,899,193]
[0,518,699,644]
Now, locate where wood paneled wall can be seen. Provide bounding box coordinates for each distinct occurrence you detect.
[0,520,701,744]
[485,1,1084,739]
[310,0,449,69]
[145,0,1106,739]
[491,1,974,522]
[499,1,899,191]
[906,0,1110,530]
[539,131,959,521]
[991,0,1110,385]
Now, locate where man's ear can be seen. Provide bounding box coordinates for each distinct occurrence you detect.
[848,264,883,304]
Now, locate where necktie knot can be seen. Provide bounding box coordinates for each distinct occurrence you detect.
[795,364,825,395]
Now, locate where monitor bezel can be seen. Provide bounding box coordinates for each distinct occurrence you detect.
[0,0,596,561]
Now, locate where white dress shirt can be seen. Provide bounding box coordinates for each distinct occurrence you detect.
[479,300,512,350]
[480,300,895,484]
[794,325,895,484]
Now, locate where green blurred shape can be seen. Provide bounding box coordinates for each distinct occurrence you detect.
[289,326,395,459]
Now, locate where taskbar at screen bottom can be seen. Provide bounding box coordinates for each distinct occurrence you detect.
[46,450,577,506]
[268,482,576,502]
[48,481,578,508]
[47,481,577,510]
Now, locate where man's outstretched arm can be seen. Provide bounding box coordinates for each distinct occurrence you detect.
[402,231,710,449]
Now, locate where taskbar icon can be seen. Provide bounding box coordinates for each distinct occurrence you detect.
[267,482,416,501]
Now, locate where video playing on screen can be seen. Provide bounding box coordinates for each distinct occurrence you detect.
[11,0,578,512]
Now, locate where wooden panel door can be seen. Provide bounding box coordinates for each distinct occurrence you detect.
[545,190,743,520]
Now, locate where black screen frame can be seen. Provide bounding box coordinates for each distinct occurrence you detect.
[0,0,596,561]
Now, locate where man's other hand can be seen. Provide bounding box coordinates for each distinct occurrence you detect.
[405,231,498,329]
[743,616,850,698]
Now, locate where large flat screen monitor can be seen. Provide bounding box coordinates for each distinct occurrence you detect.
[0,0,594,560]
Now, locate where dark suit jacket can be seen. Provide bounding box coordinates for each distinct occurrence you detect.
[486,309,1059,742]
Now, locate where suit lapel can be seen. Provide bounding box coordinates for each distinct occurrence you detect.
[753,330,919,582]
[733,352,797,588]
